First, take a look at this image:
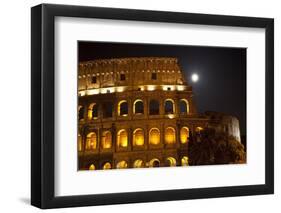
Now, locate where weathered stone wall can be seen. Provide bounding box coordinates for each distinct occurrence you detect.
[78,57,186,91]
[205,111,241,142]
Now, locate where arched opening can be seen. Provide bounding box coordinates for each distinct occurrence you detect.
[118,100,128,116]
[89,164,95,170]
[165,127,176,144]
[149,158,160,167]
[103,162,112,170]
[120,73,126,81]
[133,128,144,146]
[86,132,97,150]
[179,99,189,114]
[166,157,177,167]
[88,103,98,119]
[78,105,84,120]
[116,160,128,169]
[164,99,175,114]
[195,126,204,133]
[133,159,144,168]
[117,129,128,148]
[180,127,189,144]
[102,131,112,149]
[181,156,189,166]
[149,128,160,145]
[149,100,159,115]
[78,134,82,151]
[134,100,144,114]
[103,102,113,118]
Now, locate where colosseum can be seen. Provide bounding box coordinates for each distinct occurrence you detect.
[77,57,241,170]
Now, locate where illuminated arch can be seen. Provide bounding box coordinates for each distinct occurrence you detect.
[179,99,189,114]
[133,159,144,168]
[116,160,128,169]
[149,100,159,115]
[133,99,144,114]
[89,164,95,170]
[165,127,176,144]
[166,157,177,167]
[181,156,189,166]
[102,131,112,149]
[133,128,144,146]
[149,128,160,145]
[180,127,190,144]
[88,103,98,119]
[78,105,84,120]
[195,126,204,133]
[164,99,175,114]
[117,129,128,148]
[118,100,128,116]
[78,134,82,151]
[86,132,97,150]
[103,162,112,170]
[149,158,160,167]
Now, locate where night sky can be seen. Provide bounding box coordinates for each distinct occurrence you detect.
[79,42,246,135]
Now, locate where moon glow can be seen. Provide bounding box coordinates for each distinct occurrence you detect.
[191,73,199,82]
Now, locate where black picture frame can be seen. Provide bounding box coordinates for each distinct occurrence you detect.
[31,3,274,209]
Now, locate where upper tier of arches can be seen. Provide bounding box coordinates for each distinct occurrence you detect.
[79,98,191,121]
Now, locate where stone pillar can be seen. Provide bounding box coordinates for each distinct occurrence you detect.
[98,127,102,153]
[81,125,88,152]
[176,98,181,118]
[128,98,132,120]
[176,121,181,148]
[146,124,150,150]
[98,102,102,121]
[113,99,118,119]
[159,97,164,116]
[173,99,177,115]
[144,125,148,150]
[161,123,165,148]
[112,123,116,153]
[145,96,149,119]
[83,103,88,121]
[128,127,133,152]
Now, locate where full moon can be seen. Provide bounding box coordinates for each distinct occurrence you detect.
[191,73,199,82]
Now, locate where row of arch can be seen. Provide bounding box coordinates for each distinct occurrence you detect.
[79,98,190,120]
[79,126,195,151]
[88,156,189,170]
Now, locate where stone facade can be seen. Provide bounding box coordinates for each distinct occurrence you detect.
[77,57,240,170]
[205,111,241,142]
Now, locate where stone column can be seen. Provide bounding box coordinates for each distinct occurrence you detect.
[159,97,164,116]
[97,102,101,121]
[83,103,88,122]
[161,123,165,148]
[144,125,148,150]
[176,121,181,148]
[112,123,116,153]
[146,124,150,150]
[128,127,133,152]
[98,127,102,152]
[128,98,132,120]
[145,96,149,119]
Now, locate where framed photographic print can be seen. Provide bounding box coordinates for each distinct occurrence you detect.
[31,4,274,209]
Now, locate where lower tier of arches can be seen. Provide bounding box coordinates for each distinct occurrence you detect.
[78,150,189,170]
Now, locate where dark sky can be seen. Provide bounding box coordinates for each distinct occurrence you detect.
[79,42,246,135]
